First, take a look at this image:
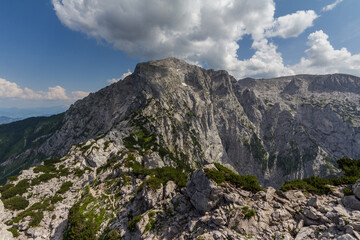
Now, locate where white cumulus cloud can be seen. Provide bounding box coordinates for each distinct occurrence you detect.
[0,78,89,101]
[266,10,318,38]
[322,0,344,12]
[291,30,360,75]
[52,0,318,79]
[107,69,132,84]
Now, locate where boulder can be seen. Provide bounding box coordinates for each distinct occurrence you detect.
[353,180,360,200]
[342,196,360,210]
[186,168,223,214]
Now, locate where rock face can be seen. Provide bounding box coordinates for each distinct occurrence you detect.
[1,58,360,187]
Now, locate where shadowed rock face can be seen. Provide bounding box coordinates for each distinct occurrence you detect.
[2,58,360,187]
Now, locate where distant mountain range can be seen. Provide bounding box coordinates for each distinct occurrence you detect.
[0,116,21,124]
[0,106,67,121]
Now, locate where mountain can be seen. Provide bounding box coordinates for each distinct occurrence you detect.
[1,58,360,239]
[1,58,359,186]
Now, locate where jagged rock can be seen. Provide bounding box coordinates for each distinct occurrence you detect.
[295,227,315,240]
[164,181,177,199]
[307,197,320,208]
[224,192,240,203]
[284,190,306,202]
[353,180,360,200]
[26,227,49,239]
[343,196,360,210]
[266,187,276,202]
[271,208,292,221]
[186,168,223,213]
[336,234,357,240]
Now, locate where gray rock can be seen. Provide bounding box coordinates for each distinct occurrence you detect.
[336,234,357,240]
[307,197,320,208]
[353,180,360,200]
[343,196,360,210]
[186,169,223,213]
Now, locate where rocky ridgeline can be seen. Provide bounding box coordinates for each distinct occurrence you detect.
[0,128,360,240]
[2,58,360,187]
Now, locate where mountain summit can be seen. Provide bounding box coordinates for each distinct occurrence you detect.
[1,58,360,240]
[1,58,360,186]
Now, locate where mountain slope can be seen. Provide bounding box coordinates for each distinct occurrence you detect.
[0,114,64,183]
[1,58,360,186]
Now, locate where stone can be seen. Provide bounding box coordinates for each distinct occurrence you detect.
[224,193,239,203]
[353,180,360,200]
[343,196,360,210]
[164,181,177,199]
[295,227,314,240]
[307,197,320,208]
[266,187,276,202]
[186,169,223,213]
[336,234,357,240]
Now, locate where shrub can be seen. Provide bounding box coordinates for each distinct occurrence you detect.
[3,196,29,210]
[31,173,56,186]
[57,181,73,195]
[7,175,18,182]
[204,168,225,184]
[128,215,142,232]
[51,194,64,204]
[343,188,354,196]
[74,168,85,178]
[29,211,44,227]
[145,177,163,190]
[205,163,264,193]
[280,176,332,195]
[7,227,20,237]
[242,206,256,219]
[1,179,30,200]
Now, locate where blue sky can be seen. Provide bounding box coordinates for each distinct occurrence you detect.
[1,0,360,109]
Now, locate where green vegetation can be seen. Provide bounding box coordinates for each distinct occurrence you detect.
[31,173,56,186]
[51,194,64,204]
[246,134,267,170]
[126,161,187,188]
[56,181,73,195]
[281,158,360,195]
[144,211,156,232]
[281,176,332,195]
[204,163,264,193]
[343,188,354,196]
[0,113,64,184]
[63,191,105,240]
[123,113,192,171]
[242,206,256,219]
[7,227,20,237]
[0,179,30,200]
[3,196,29,210]
[7,198,53,227]
[144,177,163,190]
[128,215,142,232]
[103,230,121,240]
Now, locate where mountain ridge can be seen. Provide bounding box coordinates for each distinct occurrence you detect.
[0,58,360,186]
